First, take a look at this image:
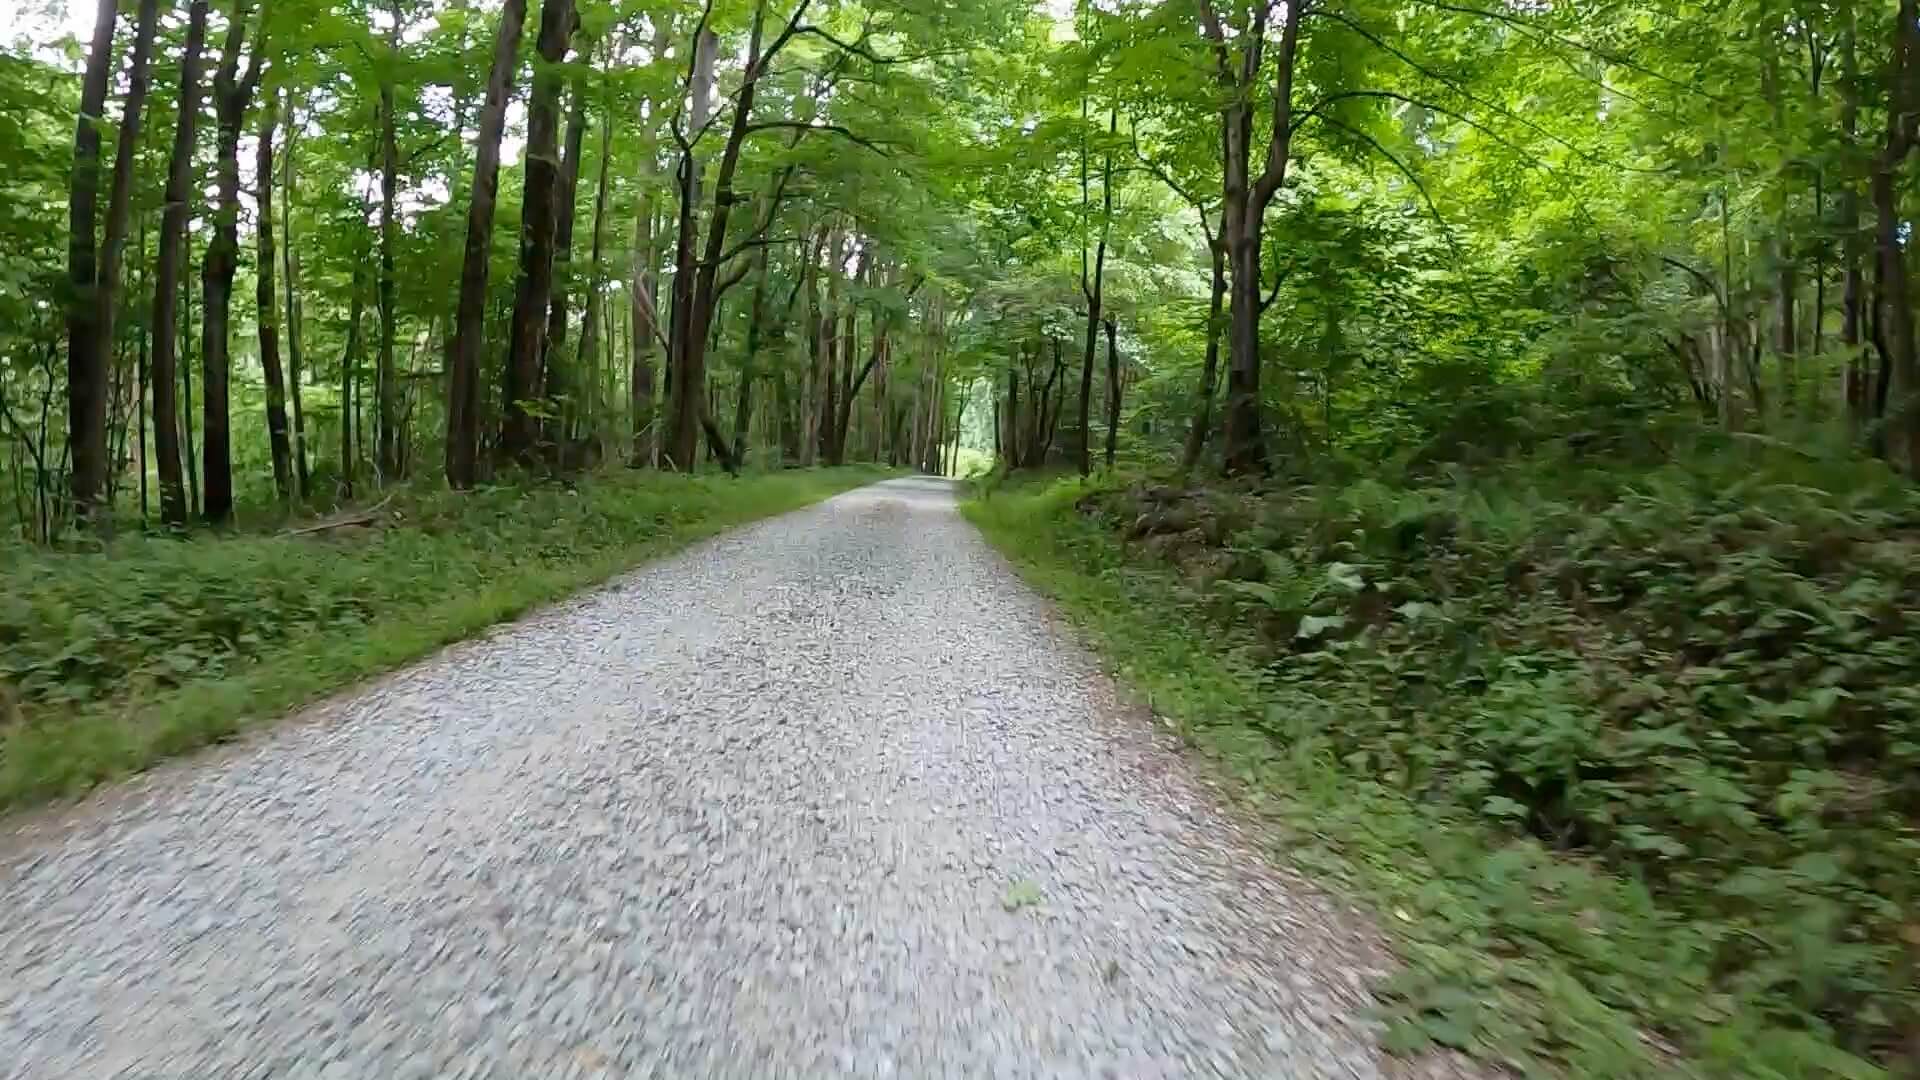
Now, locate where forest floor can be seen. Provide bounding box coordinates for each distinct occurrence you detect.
[0,476,1478,1079]
[965,463,1918,1080]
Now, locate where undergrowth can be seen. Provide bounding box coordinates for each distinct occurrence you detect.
[965,445,1916,1080]
[0,465,891,808]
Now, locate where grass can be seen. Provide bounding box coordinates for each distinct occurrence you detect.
[0,465,894,809]
[962,472,1899,1080]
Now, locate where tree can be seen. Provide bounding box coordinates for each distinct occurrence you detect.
[256,88,293,498]
[445,0,529,488]
[199,0,267,524]
[67,0,161,521]
[147,0,213,527]
[1195,0,1300,476]
[501,0,575,463]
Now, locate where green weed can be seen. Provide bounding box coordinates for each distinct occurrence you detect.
[965,460,1911,1079]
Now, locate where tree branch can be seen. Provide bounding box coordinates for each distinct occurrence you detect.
[1409,0,1715,102]
[794,24,934,64]
[1130,130,1218,247]
[1660,255,1729,315]
[1252,0,1302,209]
[1193,0,1236,83]
[745,120,891,155]
[1307,8,1673,175]
[1304,113,1462,264]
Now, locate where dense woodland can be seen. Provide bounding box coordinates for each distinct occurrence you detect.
[2,0,1919,530]
[6,0,1920,1071]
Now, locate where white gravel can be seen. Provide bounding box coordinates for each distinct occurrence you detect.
[0,476,1464,1079]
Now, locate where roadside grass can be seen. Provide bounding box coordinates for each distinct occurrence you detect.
[1,465,893,809]
[963,473,1896,1080]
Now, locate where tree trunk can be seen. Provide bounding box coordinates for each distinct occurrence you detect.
[732,246,774,462]
[1871,0,1919,470]
[282,92,309,497]
[577,105,612,449]
[629,185,659,466]
[376,8,403,482]
[1075,104,1116,477]
[71,0,161,521]
[136,217,149,522]
[1104,314,1120,468]
[627,19,667,469]
[257,90,292,498]
[813,228,843,465]
[1182,241,1227,470]
[1200,0,1299,476]
[545,71,590,435]
[199,0,263,524]
[341,241,369,497]
[63,0,122,520]
[661,26,716,469]
[446,0,528,487]
[502,0,575,462]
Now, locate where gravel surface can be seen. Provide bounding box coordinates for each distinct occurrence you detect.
[1,476,1462,1079]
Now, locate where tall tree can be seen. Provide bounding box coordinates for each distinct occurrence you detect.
[256,88,293,498]
[445,0,530,487]
[148,0,212,527]
[577,104,613,443]
[68,0,161,521]
[1196,0,1300,475]
[1076,102,1116,477]
[281,90,309,496]
[375,3,403,482]
[501,0,576,462]
[199,0,267,524]
[544,65,590,432]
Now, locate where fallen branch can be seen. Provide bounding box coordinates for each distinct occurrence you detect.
[282,492,397,536]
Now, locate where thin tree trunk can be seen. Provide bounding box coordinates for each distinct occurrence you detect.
[376,5,402,482]
[72,0,162,521]
[1839,11,1869,432]
[577,102,612,450]
[282,92,309,497]
[446,0,529,487]
[257,90,293,498]
[545,71,590,436]
[136,217,149,523]
[182,265,199,517]
[502,0,576,462]
[732,246,773,461]
[200,0,264,524]
[1871,0,1919,468]
[1182,241,1227,470]
[341,251,368,498]
[1104,314,1120,468]
[149,0,210,527]
[63,0,122,520]
[1075,103,1116,477]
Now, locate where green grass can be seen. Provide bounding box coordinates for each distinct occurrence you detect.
[0,465,894,809]
[963,473,1897,1080]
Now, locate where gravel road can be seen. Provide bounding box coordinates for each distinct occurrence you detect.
[1,476,1450,1079]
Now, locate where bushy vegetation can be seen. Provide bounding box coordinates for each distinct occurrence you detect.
[970,435,1920,1077]
[0,466,888,806]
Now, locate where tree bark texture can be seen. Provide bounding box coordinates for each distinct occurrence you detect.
[198,0,263,524]
[256,90,293,498]
[445,0,528,487]
[501,0,575,462]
